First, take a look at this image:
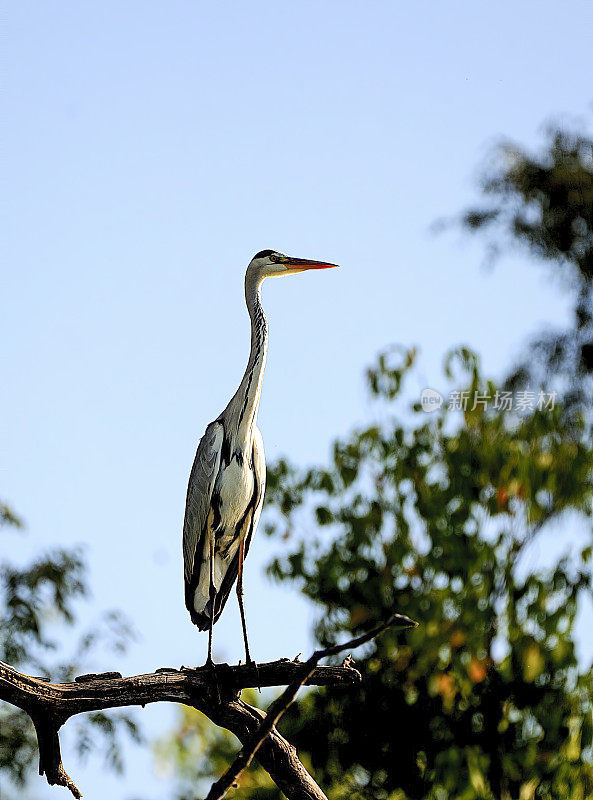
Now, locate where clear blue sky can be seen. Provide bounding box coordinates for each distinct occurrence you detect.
[3,2,592,798]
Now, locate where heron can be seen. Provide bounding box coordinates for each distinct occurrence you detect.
[183,249,338,666]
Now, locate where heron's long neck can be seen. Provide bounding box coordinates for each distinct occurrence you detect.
[227,273,268,443]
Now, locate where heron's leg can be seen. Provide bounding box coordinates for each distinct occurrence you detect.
[206,538,216,667]
[236,538,253,665]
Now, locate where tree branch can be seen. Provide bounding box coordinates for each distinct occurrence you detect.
[207,697,330,800]
[0,657,361,798]
[206,612,418,800]
[31,713,82,799]
[0,614,416,800]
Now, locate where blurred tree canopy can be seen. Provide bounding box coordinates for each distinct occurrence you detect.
[0,501,141,799]
[260,348,593,800]
[458,121,593,412]
[160,118,593,800]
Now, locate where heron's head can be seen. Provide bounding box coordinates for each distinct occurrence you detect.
[248,249,338,279]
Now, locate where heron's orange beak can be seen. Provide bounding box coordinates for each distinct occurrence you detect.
[283,257,339,270]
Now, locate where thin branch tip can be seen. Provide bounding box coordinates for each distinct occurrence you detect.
[390,612,418,629]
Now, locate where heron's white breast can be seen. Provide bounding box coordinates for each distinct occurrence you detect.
[216,454,254,530]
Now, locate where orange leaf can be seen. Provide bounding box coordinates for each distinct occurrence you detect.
[468,658,488,683]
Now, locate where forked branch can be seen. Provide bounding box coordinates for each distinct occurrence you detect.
[206,613,417,800]
[0,613,416,800]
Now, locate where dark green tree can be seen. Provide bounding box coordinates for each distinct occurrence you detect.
[259,346,593,799]
[0,502,141,798]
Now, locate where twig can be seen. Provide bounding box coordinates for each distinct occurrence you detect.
[31,713,82,798]
[206,612,417,800]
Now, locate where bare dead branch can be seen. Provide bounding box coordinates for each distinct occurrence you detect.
[207,697,330,800]
[0,657,361,799]
[206,612,418,800]
[0,614,416,800]
[31,713,82,798]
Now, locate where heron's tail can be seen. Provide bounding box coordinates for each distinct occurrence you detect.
[185,550,240,631]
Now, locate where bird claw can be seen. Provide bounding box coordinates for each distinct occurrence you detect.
[202,658,222,703]
[244,658,261,693]
[180,664,205,674]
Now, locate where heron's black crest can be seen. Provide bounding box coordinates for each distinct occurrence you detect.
[253,249,276,260]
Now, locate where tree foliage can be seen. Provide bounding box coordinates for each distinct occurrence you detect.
[458,120,593,410]
[258,347,593,799]
[0,504,141,797]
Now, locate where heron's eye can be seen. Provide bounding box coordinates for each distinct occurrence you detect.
[269,254,279,263]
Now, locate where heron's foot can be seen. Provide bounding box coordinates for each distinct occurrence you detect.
[202,657,222,703]
[244,655,261,693]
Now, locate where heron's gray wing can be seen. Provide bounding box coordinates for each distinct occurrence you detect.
[183,421,224,584]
